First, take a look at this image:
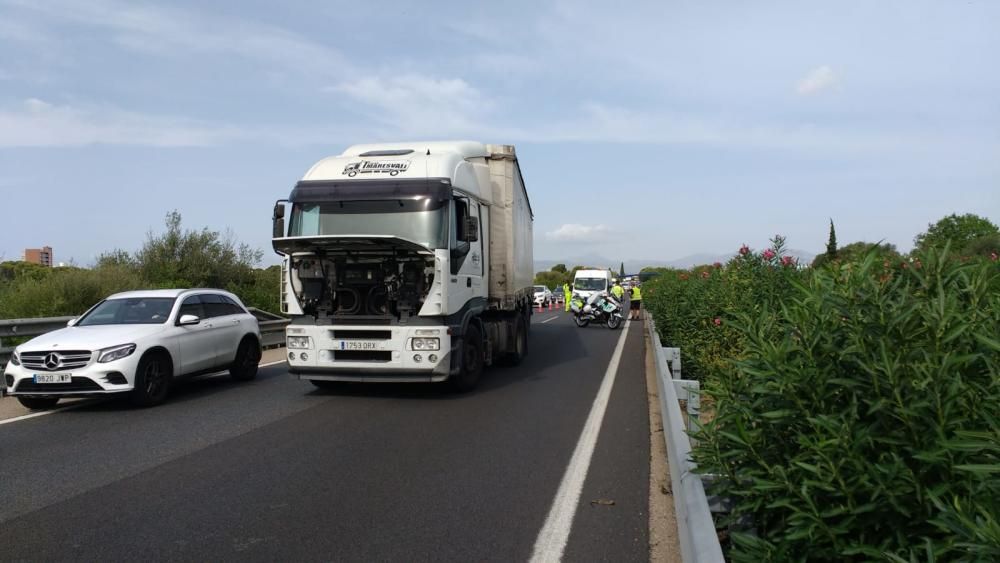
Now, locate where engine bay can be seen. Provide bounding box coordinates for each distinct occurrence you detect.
[290,254,435,320]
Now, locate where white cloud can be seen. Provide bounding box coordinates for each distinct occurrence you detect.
[328,75,493,136]
[2,0,350,78]
[546,223,614,242]
[0,98,244,147]
[796,65,838,95]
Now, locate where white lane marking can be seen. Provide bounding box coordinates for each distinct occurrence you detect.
[0,399,103,426]
[540,316,559,324]
[530,320,632,563]
[0,359,290,425]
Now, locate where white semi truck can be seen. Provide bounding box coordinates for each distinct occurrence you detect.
[272,141,534,390]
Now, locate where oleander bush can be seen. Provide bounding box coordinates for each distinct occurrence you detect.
[687,249,1000,561]
[644,235,804,382]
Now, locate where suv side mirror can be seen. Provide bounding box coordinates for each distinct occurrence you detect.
[67,318,77,327]
[273,201,286,239]
[460,216,479,242]
[178,314,200,326]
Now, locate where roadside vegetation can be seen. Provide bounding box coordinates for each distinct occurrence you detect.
[0,211,281,319]
[644,214,1000,560]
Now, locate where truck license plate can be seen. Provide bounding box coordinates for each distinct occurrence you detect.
[34,373,72,384]
[338,341,380,351]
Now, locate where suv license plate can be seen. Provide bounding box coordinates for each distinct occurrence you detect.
[34,373,72,384]
[338,341,380,351]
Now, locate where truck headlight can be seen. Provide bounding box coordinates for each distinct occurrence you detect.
[98,343,136,363]
[10,349,20,366]
[287,336,312,349]
[410,337,440,351]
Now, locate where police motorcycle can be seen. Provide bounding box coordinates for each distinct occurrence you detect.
[570,291,624,329]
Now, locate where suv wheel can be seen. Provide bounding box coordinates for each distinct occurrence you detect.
[230,337,261,381]
[130,352,172,407]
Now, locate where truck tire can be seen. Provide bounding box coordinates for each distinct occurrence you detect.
[450,325,483,392]
[502,313,528,366]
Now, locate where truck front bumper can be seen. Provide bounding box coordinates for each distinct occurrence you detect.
[285,326,452,383]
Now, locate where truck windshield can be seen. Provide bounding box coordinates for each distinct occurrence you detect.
[289,199,449,249]
[574,278,607,291]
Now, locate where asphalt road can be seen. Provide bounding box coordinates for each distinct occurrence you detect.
[0,312,650,562]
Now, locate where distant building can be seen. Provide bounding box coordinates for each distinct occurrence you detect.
[24,246,53,267]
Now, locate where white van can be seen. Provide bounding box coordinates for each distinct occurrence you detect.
[572,269,613,300]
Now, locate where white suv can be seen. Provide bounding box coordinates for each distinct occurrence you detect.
[533,285,553,307]
[3,289,262,409]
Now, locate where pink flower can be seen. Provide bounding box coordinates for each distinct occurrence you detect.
[992,252,998,262]
[762,249,776,260]
[701,271,710,279]
[713,262,723,269]
[679,273,689,281]
[713,317,722,326]
[780,256,794,267]
[739,245,750,256]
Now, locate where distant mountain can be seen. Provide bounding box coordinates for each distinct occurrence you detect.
[534,249,817,274]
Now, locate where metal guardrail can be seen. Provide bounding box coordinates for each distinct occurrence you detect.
[647,315,725,563]
[0,308,289,368]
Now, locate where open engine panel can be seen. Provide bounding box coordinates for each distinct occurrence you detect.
[290,254,435,320]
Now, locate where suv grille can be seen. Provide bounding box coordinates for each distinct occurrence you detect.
[19,350,93,372]
[16,377,103,393]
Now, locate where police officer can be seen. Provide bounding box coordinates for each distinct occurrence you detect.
[629,283,642,320]
[563,282,572,312]
[611,279,625,301]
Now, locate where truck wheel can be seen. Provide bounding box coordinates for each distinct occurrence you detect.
[450,325,483,392]
[502,314,528,366]
[129,352,172,407]
[17,396,60,410]
[229,337,261,381]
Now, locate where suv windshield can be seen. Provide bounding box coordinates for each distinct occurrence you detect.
[289,200,449,249]
[534,286,546,293]
[77,297,176,326]
[575,278,607,291]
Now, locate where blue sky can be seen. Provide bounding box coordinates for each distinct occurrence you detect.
[1,0,997,267]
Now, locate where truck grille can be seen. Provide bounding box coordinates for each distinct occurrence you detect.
[332,330,392,340]
[19,350,93,372]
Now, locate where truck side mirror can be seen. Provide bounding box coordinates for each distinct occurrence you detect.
[273,201,286,238]
[460,216,479,242]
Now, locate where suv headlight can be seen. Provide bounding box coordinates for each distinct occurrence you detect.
[410,337,440,351]
[287,336,312,349]
[98,343,136,363]
[10,349,20,366]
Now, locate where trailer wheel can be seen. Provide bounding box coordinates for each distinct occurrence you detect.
[502,313,528,366]
[450,325,483,392]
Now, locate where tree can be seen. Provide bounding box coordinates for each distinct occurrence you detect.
[119,211,263,289]
[826,219,838,260]
[914,213,999,254]
[551,263,567,274]
[963,233,1000,258]
[619,262,625,278]
[534,270,565,289]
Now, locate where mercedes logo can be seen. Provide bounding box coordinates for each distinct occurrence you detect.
[45,353,60,370]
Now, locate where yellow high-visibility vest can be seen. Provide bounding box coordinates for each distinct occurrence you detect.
[631,286,642,301]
